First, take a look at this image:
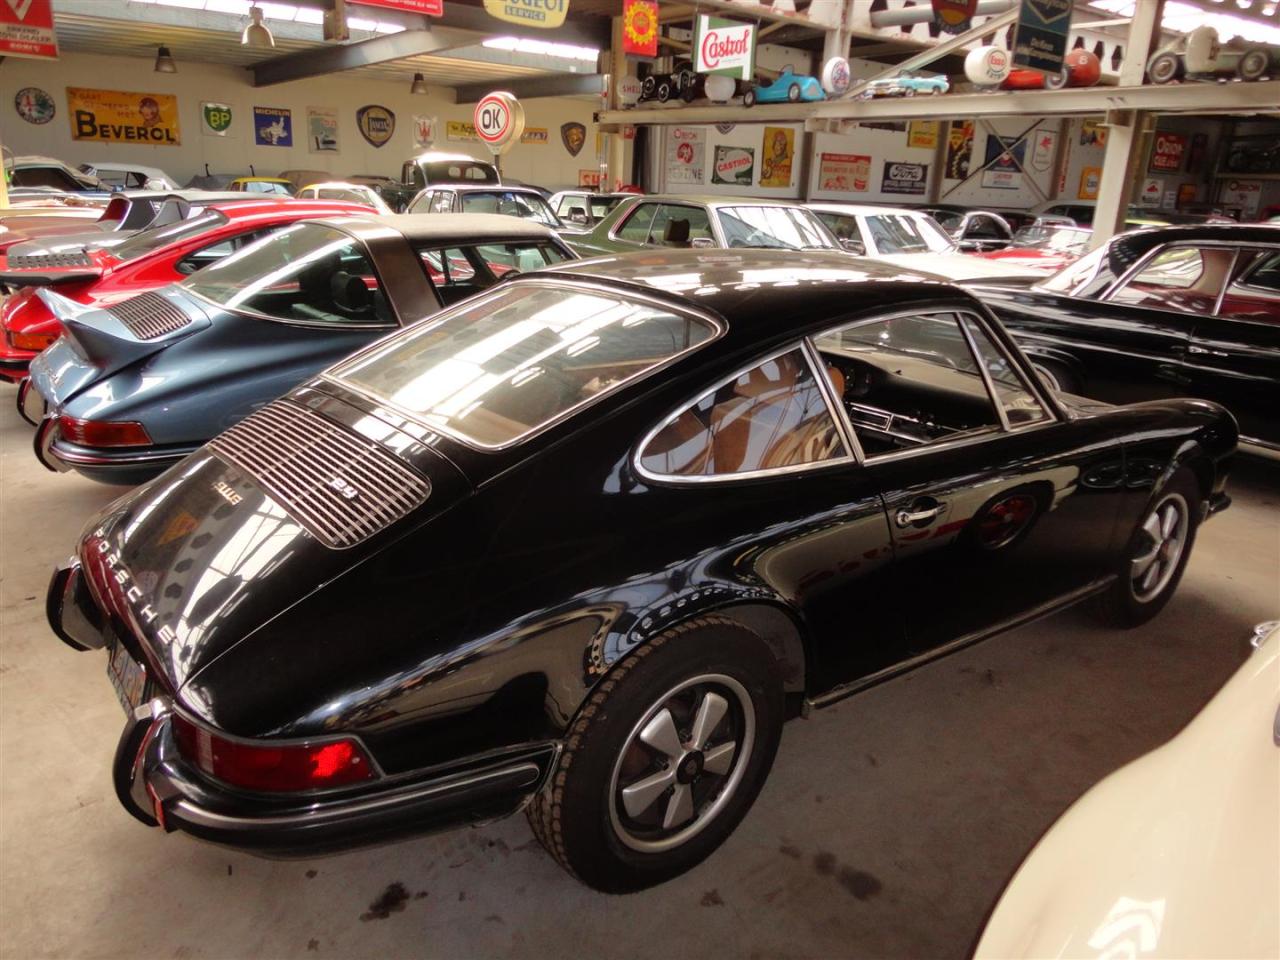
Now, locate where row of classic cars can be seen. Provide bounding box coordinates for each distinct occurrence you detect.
[1,176,1273,903]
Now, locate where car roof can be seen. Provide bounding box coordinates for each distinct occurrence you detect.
[411,152,493,164]
[431,184,545,196]
[231,177,292,184]
[624,194,812,209]
[808,202,924,217]
[318,212,558,242]
[205,199,371,220]
[534,249,961,337]
[1106,223,1280,262]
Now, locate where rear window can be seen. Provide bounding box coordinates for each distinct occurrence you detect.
[458,191,558,227]
[331,282,719,447]
[111,210,229,261]
[423,160,498,184]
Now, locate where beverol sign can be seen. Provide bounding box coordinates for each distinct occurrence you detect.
[693,15,755,80]
[1150,132,1187,173]
[0,0,57,61]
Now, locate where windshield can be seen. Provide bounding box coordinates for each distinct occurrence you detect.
[930,211,964,230]
[717,206,835,250]
[183,222,392,325]
[111,210,228,261]
[1028,228,1092,254]
[459,191,559,227]
[864,214,954,254]
[331,282,718,447]
[424,160,498,184]
[1037,244,1107,294]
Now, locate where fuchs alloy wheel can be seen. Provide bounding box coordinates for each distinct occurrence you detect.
[1237,49,1270,81]
[788,83,801,102]
[528,615,783,893]
[1148,52,1182,84]
[1095,469,1200,627]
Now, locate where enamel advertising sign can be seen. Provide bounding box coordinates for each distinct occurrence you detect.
[1150,132,1187,172]
[1012,0,1073,75]
[69,88,180,145]
[0,0,57,61]
[483,0,567,28]
[693,15,755,80]
[349,0,443,14]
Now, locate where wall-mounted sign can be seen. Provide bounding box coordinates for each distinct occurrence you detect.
[521,127,549,145]
[1150,132,1186,172]
[1030,128,1056,172]
[666,126,705,184]
[945,121,975,179]
[1176,183,1198,208]
[307,106,338,153]
[694,15,755,81]
[413,114,438,148]
[1219,178,1261,217]
[882,161,928,195]
[759,127,794,188]
[357,105,395,147]
[908,121,939,150]
[14,87,54,125]
[820,57,851,96]
[349,0,443,14]
[1078,165,1100,199]
[68,87,180,145]
[1139,176,1163,208]
[561,122,586,156]
[1012,0,1073,75]
[1080,118,1106,147]
[712,145,755,185]
[483,0,567,28]
[623,0,658,57]
[980,135,1025,189]
[253,106,293,147]
[448,120,478,142]
[0,0,56,61]
[201,101,233,137]
[474,91,525,156]
[818,153,870,192]
[933,0,979,34]
[617,75,643,107]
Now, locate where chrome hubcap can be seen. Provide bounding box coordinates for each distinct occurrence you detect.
[1131,492,1189,602]
[608,674,754,853]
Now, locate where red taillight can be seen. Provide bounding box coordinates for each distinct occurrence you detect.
[10,330,58,351]
[170,713,377,792]
[57,416,152,447]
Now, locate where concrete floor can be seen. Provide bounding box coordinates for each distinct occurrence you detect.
[2,407,1277,960]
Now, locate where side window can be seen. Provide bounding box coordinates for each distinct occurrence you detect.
[474,242,570,274]
[411,165,427,189]
[647,204,713,246]
[431,191,455,214]
[419,246,482,305]
[959,316,1050,426]
[968,216,1007,240]
[13,167,78,190]
[1108,245,1233,315]
[638,349,847,478]
[815,212,859,243]
[1219,248,1280,323]
[616,203,658,242]
[812,313,1004,457]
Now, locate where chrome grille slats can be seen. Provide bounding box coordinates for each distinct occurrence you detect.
[7,251,92,269]
[107,291,192,340]
[206,399,431,549]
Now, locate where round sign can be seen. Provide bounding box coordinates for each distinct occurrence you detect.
[15,87,55,125]
[474,91,525,155]
[821,57,851,96]
[964,45,1011,86]
[703,74,736,102]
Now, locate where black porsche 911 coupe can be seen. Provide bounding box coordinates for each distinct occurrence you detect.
[48,251,1236,892]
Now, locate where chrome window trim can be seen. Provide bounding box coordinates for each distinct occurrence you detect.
[964,307,1063,427]
[803,337,865,464]
[956,312,1012,432]
[1101,239,1280,306]
[643,201,716,246]
[1212,249,1241,317]
[325,275,727,453]
[606,197,656,244]
[633,341,855,486]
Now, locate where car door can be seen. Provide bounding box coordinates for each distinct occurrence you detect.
[1183,246,1280,449]
[810,307,1126,660]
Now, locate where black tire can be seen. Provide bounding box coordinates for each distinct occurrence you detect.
[788,83,801,102]
[743,89,756,107]
[656,81,672,103]
[1045,67,1069,90]
[1148,52,1183,84]
[1031,358,1080,395]
[1237,49,1270,81]
[528,615,784,893]
[1093,468,1200,628]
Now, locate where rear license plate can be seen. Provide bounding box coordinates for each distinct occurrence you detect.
[106,633,151,715]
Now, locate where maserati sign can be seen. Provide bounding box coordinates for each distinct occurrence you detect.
[693,15,755,81]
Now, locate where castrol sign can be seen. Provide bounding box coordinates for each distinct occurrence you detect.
[693,14,755,80]
[473,91,525,156]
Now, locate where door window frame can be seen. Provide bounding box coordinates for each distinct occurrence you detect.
[1101,240,1246,315]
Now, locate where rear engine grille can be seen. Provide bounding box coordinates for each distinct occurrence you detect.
[207,399,431,549]
[7,251,92,269]
[108,291,192,340]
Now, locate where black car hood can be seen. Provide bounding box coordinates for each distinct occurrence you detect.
[80,389,471,703]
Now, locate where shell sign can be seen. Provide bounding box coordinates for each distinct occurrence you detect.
[483,0,567,29]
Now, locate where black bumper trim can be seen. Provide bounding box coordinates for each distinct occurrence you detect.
[47,559,105,651]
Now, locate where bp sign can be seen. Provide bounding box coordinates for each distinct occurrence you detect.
[474,91,525,156]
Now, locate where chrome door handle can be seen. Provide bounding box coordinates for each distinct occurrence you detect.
[1188,345,1229,357]
[896,506,940,527]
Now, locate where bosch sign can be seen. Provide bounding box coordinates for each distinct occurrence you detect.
[693,14,755,80]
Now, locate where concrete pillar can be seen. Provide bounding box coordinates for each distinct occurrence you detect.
[607,15,626,190]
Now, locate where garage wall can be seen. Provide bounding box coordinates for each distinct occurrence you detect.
[808,124,939,204]
[0,51,607,190]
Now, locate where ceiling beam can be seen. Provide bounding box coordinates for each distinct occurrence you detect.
[431,4,609,48]
[454,72,605,103]
[251,28,469,85]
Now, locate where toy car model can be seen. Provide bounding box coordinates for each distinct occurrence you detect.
[0,200,368,382]
[21,215,574,484]
[743,67,825,106]
[1147,26,1278,83]
[640,63,700,103]
[48,249,1234,892]
[858,73,949,99]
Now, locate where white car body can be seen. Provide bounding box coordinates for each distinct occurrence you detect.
[975,623,1280,960]
[295,182,391,214]
[808,203,1042,282]
[81,162,177,191]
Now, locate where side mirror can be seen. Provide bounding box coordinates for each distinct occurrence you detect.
[690,236,716,249]
[840,238,866,255]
